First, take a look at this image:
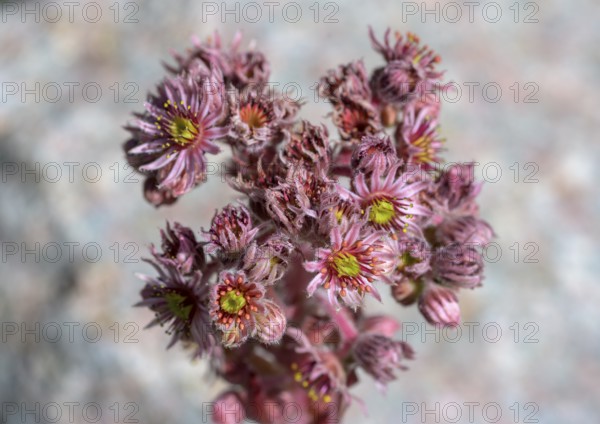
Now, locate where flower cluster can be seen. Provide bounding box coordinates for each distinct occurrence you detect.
[125,28,493,423]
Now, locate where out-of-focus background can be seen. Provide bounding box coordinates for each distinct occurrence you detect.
[1,0,599,423]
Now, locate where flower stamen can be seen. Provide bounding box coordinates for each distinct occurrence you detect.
[168,116,199,146]
[239,103,268,129]
[219,290,247,314]
[369,198,395,225]
[332,252,361,278]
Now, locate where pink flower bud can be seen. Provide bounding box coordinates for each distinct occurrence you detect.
[255,300,287,345]
[353,333,414,391]
[418,283,461,327]
[391,277,423,306]
[151,221,204,275]
[205,205,258,258]
[433,243,484,289]
[351,133,397,174]
[436,215,495,246]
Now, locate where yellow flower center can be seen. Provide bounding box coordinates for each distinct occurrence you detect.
[168,116,198,146]
[332,252,361,278]
[165,292,193,321]
[369,199,395,225]
[219,290,247,314]
[334,208,344,224]
[269,256,281,269]
[397,252,420,271]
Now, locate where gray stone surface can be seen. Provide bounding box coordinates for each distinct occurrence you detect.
[1,0,599,423]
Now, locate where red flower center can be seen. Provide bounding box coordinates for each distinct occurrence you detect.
[239,104,268,129]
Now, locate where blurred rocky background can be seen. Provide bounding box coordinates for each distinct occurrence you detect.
[1,0,599,423]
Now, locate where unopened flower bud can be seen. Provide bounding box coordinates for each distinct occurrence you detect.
[351,133,397,174]
[353,333,414,390]
[151,222,204,275]
[205,205,258,258]
[369,28,443,108]
[391,277,423,306]
[436,215,494,246]
[318,60,371,103]
[255,300,287,345]
[435,163,481,212]
[282,121,330,167]
[433,243,484,289]
[243,235,294,285]
[418,283,460,327]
